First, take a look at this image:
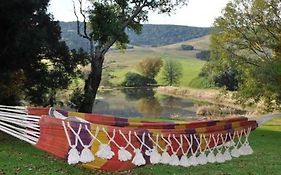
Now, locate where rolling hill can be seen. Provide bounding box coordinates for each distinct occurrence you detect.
[63,21,212,87]
[148,35,211,59]
[99,35,211,86]
[59,22,210,51]
[160,35,210,50]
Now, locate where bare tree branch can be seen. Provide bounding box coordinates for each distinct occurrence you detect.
[73,0,96,55]
[73,0,89,39]
[78,0,90,39]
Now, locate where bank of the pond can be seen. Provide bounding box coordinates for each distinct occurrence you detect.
[156,86,256,113]
[0,116,280,175]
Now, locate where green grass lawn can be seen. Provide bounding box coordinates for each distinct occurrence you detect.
[1,116,280,175]
[156,57,205,87]
[81,36,210,88]
[107,48,205,86]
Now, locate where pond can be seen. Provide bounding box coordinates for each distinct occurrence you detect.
[92,88,247,118]
[92,88,246,119]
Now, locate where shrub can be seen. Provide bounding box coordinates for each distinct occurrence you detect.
[121,72,156,87]
[100,70,114,87]
[69,88,84,110]
[196,50,210,61]
[181,44,194,50]
[189,76,215,89]
[137,57,163,79]
[214,69,238,91]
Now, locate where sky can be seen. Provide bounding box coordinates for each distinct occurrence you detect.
[48,0,230,27]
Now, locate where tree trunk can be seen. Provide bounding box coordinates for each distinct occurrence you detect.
[79,53,103,113]
[49,89,56,107]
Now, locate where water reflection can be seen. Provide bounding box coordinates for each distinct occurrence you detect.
[92,88,248,118]
[137,97,162,117]
[123,88,163,117]
[121,88,155,101]
[161,96,194,108]
[92,88,197,118]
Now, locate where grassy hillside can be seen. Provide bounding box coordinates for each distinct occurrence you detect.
[60,21,212,88]
[103,35,211,86]
[59,22,210,51]
[80,33,211,88]
[148,35,211,59]
[160,35,210,50]
[127,24,210,46]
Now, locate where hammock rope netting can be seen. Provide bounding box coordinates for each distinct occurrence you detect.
[0,105,258,171]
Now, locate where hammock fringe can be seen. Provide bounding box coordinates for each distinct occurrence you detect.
[0,105,258,172]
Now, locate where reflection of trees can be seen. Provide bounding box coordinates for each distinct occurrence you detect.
[161,96,178,108]
[161,95,194,108]
[122,88,155,101]
[137,97,162,117]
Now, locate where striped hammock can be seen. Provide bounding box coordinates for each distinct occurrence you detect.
[0,105,258,172]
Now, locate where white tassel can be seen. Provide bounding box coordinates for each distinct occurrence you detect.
[230,147,240,158]
[223,150,232,161]
[179,155,190,167]
[197,152,208,165]
[169,153,180,166]
[160,151,171,164]
[242,128,253,155]
[238,144,253,155]
[243,143,253,155]
[118,147,132,161]
[189,155,198,166]
[215,152,225,163]
[68,147,80,165]
[238,145,247,155]
[207,152,216,163]
[96,144,115,159]
[79,147,95,163]
[132,148,146,166]
[145,146,161,164]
